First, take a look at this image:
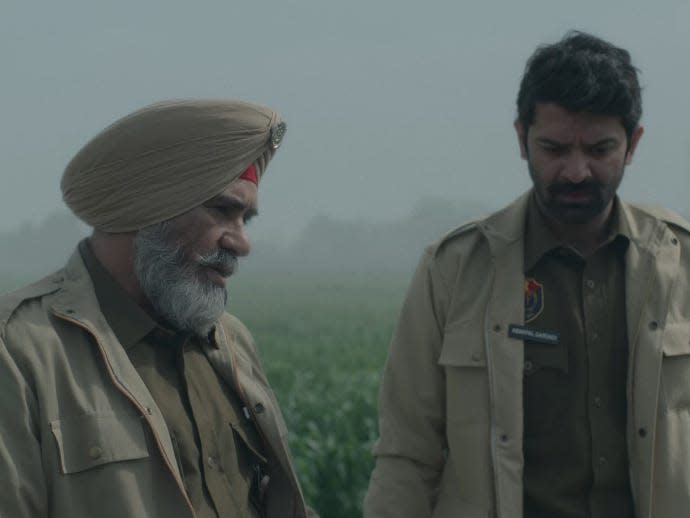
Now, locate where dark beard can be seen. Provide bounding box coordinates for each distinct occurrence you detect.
[541,181,607,224]
[528,161,623,225]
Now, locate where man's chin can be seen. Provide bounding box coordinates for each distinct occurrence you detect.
[199,263,237,288]
[205,268,229,287]
[544,202,606,225]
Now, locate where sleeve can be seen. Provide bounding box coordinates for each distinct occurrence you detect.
[363,248,450,518]
[0,335,48,517]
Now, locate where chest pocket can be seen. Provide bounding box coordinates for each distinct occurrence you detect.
[438,322,490,425]
[661,322,690,411]
[523,341,569,376]
[50,413,149,474]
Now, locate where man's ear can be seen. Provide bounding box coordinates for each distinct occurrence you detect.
[625,125,644,165]
[514,119,528,160]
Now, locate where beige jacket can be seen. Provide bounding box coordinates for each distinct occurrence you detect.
[0,247,313,518]
[364,193,690,518]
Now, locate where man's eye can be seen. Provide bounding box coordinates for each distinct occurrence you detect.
[541,144,564,155]
[590,146,611,157]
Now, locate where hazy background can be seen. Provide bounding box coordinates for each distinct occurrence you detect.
[2,0,690,278]
[3,4,690,515]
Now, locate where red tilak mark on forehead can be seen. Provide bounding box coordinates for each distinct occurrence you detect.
[239,163,258,184]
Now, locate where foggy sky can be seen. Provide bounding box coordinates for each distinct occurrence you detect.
[2,0,689,244]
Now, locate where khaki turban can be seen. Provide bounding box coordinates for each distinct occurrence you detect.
[61,99,286,232]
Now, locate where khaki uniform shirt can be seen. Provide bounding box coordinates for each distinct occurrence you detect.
[81,241,266,518]
[364,192,690,518]
[0,246,314,518]
[522,197,633,517]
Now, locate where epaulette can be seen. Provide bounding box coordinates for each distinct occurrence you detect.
[431,219,483,256]
[0,271,63,331]
[630,203,690,235]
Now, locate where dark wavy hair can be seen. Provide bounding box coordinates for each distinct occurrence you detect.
[516,31,642,145]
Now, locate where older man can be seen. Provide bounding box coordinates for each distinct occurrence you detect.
[0,100,315,518]
[365,32,690,518]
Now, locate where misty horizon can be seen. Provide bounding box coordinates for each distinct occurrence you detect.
[2,1,689,244]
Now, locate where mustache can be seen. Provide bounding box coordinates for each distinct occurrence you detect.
[547,182,600,197]
[196,248,238,277]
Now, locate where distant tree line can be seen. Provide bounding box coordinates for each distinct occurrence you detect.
[4,199,687,283]
[242,197,491,279]
[0,211,88,280]
[0,198,490,281]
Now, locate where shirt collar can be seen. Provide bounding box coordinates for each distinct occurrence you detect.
[147,324,220,349]
[80,239,222,350]
[79,239,158,350]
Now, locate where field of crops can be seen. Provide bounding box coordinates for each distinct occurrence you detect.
[229,274,407,518]
[0,272,408,518]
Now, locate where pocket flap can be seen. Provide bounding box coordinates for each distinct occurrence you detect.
[230,424,268,465]
[662,322,690,357]
[438,323,485,367]
[50,413,149,474]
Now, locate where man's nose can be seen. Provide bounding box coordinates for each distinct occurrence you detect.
[561,152,592,183]
[220,228,251,257]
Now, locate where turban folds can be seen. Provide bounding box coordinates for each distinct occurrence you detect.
[61,99,286,232]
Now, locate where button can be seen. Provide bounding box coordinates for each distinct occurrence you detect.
[500,434,509,443]
[585,279,595,289]
[593,396,602,407]
[524,360,533,372]
[254,403,265,414]
[671,238,679,245]
[649,321,659,331]
[638,427,647,438]
[207,456,219,470]
[145,407,153,415]
[88,446,103,459]
[493,324,502,332]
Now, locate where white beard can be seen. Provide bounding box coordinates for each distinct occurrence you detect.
[134,221,235,337]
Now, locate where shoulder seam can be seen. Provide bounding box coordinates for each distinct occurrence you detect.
[438,219,480,243]
[429,219,482,257]
[0,272,63,333]
[628,203,690,234]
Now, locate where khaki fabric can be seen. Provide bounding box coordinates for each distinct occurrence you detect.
[61,99,285,232]
[0,247,316,518]
[522,197,633,517]
[364,191,690,518]
[80,240,265,517]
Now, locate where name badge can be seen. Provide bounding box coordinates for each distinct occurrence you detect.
[508,324,560,345]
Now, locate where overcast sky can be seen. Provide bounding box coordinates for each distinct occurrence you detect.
[2,0,689,243]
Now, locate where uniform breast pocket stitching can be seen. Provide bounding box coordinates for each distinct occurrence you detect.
[660,322,690,412]
[438,324,486,368]
[50,413,149,474]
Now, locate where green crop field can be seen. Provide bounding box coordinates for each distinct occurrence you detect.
[229,275,407,518]
[1,273,409,518]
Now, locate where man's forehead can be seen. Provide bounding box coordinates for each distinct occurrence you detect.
[530,103,626,139]
[209,179,258,206]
